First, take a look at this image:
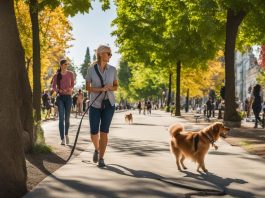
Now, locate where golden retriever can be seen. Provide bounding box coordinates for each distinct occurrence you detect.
[125,113,133,124]
[169,122,229,172]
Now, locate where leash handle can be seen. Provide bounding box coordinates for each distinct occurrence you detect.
[66,92,102,162]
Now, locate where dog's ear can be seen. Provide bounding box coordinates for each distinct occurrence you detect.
[212,122,222,133]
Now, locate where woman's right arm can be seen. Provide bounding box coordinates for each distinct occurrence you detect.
[52,75,65,94]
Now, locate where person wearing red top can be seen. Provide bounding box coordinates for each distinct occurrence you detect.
[76,89,84,117]
[52,59,75,145]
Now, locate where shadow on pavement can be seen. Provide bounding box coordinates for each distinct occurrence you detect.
[239,156,265,163]
[27,176,119,198]
[26,152,66,176]
[104,164,253,198]
[208,151,240,156]
[182,171,253,198]
[108,137,169,156]
[27,172,184,198]
[104,164,228,197]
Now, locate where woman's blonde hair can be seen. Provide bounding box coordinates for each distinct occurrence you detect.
[92,44,111,66]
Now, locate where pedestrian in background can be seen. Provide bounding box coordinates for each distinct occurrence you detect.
[244,98,250,118]
[147,101,152,114]
[72,93,78,112]
[211,100,215,117]
[206,98,212,118]
[137,101,142,114]
[52,59,75,145]
[250,84,263,128]
[76,89,84,116]
[42,89,52,120]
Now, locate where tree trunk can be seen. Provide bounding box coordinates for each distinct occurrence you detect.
[224,9,246,121]
[21,66,34,150]
[30,0,42,121]
[175,61,181,116]
[166,72,172,112]
[0,0,29,196]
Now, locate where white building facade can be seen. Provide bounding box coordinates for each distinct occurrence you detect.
[235,47,262,102]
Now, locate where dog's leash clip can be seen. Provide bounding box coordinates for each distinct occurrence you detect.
[213,143,218,150]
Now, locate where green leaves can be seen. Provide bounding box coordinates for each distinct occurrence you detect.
[62,0,93,16]
[113,0,224,101]
[39,0,111,16]
[80,47,91,79]
[116,58,168,100]
[117,59,131,90]
[114,0,221,69]
[99,0,110,11]
[113,0,265,104]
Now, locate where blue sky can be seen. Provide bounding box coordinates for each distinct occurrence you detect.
[68,1,120,87]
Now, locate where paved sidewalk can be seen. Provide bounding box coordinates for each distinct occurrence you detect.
[24,110,265,198]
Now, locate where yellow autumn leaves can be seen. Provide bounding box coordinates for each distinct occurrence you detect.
[181,52,225,97]
[15,0,73,90]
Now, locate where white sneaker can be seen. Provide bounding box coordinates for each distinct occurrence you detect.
[65,135,69,145]
[61,139,65,145]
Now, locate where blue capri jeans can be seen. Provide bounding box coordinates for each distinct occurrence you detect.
[89,99,115,135]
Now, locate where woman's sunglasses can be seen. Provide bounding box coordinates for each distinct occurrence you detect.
[106,52,112,57]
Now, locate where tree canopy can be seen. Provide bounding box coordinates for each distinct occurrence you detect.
[15,0,73,90]
[113,0,223,115]
[113,0,265,120]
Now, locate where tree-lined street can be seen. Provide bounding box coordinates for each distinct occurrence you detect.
[2,0,265,197]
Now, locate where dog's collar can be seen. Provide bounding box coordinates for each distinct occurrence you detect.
[202,131,218,150]
[202,131,215,144]
[205,133,215,144]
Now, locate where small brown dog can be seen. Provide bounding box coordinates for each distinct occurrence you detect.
[125,113,133,124]
[169,122,229,172]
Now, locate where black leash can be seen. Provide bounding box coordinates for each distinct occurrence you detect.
[66,92,102,162]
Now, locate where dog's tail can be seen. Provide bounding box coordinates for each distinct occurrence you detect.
[169,124,183,137]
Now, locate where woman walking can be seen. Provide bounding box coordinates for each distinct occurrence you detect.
[52,59,75,145]
[76,89,84,116]
[250,84,263,128]
[86,45,118,167]
[41,89,52,120]
[137,101,142,114]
